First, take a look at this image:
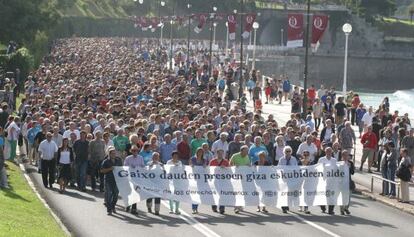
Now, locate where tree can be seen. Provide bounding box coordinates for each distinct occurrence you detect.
[0,0,60,46]
[360,0,397,17]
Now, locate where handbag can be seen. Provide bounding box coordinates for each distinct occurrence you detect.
[396,164,412,182]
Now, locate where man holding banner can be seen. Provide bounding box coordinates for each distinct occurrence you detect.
[101,146,123,215]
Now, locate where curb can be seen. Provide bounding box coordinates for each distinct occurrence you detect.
[18,163,72,236]
[355,184,414,216]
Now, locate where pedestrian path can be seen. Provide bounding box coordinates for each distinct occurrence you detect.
[245,92,414,207]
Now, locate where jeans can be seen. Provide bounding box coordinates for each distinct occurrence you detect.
[105,181,119,212]
[88,161,100,190]
[8,140,17,161]
[386,167,396,196]
[350,108,356,125]
[76,160,88,190]
[381,167,389,195]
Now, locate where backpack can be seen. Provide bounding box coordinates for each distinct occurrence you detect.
[396,164,412,182]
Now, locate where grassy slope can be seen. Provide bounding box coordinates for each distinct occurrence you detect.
[0,162,66,237]
[58,0,129,18]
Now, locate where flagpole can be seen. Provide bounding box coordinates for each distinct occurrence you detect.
[303,0,311,117]
[169,3,175,70]
[238,0,244,99]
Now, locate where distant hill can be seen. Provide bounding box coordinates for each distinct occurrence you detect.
[55,0,130,18]
[395,0,414,18]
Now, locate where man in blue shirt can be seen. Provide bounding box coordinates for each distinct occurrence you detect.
[159,134,176,163]
[248,136,268,164]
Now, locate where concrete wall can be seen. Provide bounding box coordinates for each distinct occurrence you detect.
[256,54,414,91]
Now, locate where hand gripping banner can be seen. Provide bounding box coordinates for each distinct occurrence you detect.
[114,163,350,208]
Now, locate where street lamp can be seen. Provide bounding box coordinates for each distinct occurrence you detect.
[252,22,259,70]
[138,0,143,4]
[208,6,217,77]
[169,19,174,70]
[342,23,352,95]
[159,23,164,46]
[187,2,192,62]
[213,22,218,45]
[158,1,165,46]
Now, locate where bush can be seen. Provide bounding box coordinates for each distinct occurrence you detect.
[0,47,34,85]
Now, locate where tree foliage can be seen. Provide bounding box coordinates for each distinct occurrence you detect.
[0,0,60,45]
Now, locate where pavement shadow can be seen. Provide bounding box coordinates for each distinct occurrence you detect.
[109,209,183,227]
[57,189,97,202]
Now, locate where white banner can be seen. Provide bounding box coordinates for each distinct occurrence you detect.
[114,163,349,207]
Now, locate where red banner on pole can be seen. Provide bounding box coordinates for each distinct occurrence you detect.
[287,13,304,48]
[227,14,237,41]
[242,13,256,39]
[311,15,329,48]
[194,14,208,33]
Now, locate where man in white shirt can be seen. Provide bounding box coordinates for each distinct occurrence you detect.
[38,132,58,188]
[63,122,80,140]
[211,132,229,158]
[297,135,318,163]
[361,106,375,130]
[318,147,337,215]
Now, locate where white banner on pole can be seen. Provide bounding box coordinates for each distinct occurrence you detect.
[114,163,349,207]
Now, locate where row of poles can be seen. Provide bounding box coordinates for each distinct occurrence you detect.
[136,0,352,117]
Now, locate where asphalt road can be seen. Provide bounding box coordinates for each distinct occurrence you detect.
[25,164,414,237]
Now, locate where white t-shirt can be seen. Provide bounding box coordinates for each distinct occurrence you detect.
[38,140,58,160]
[59,151,71,164]
[361,112,375,127]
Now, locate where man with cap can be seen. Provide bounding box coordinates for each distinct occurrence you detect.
[101,146,123,215]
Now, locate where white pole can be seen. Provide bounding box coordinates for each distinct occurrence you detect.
[160,26,163,46]
[281,28,284,46]
[225,25,229,57]
[252,28,257,70]
[249,32,252,46]
[342,33,349,95]
[213,25,217,46]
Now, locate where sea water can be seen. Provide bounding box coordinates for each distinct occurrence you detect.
[357,89,414,121]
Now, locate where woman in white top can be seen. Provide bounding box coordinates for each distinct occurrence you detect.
[166,151,182,214]
[274,135,285,165]
[57,138,74,194]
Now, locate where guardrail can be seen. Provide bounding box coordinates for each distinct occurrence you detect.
[371,175,400,200]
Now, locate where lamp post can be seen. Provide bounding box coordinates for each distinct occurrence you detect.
[187,3,191,62]
[342,23,352,95]
[225,22,229,58]
[160,23,164,45]
[169,19,174,70]
[238,1,244,99]
[281,28,284,46]
[208,6,217,77]
[252,22,259,70]
[213,22,218,46]
[302,0,311,117]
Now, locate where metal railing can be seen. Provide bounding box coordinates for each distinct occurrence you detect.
[371,175,400,200]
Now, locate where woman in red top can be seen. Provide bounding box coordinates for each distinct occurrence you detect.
[209,148,229,214]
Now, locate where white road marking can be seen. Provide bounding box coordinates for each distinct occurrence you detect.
[161,201,221,237]
[290,212,341,237]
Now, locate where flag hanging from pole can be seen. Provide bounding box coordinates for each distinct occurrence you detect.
[242,14,256,39]
[311,14,329,52]
[194,14,208,33]
[227,14,237,41]
[287,13,304,48]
